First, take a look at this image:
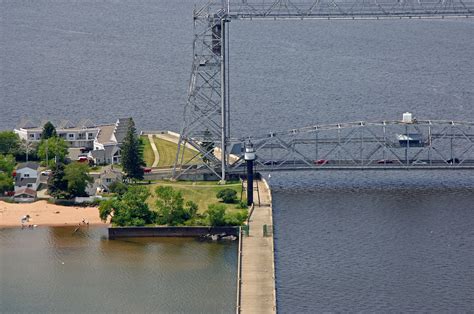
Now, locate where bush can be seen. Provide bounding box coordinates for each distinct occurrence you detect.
[236,200,248,209]
[108,181,128,196]
[216,188,237,204]
[224,209,248,226]
[206,204,226,226]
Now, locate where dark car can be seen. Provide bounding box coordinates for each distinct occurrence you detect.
[447,158,460,164]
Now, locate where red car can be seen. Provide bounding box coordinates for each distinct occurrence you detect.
[314,159,328,165]
[143,167,152,173]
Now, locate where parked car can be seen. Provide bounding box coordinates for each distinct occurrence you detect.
[41,170,52,176]
[143,167,152,173]
[377,159,394,164]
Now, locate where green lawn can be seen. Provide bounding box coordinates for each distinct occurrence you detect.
[141,136,200,168]
[153,137,200,168]
[147,180,245,214]
[141,136,155,167]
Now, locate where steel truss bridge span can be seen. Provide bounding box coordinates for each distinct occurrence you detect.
[173,118,474,177]
[173,0,474,180]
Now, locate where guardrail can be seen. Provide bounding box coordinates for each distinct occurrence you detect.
[236,226,243,314]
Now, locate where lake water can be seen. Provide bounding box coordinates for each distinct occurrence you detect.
[1,0,473,312]
[0,227,237,313]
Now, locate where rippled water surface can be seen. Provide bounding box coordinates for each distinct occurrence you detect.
[0,227,237,313]
[269,171,474,312]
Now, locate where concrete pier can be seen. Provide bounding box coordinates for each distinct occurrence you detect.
[239,179,276,313]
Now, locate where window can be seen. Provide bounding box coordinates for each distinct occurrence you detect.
[68,134,74,138]
[24,174,30,178]
[27,183,33,188]
[88,133,94,138]
[29,134,35,138]
[106,178,112,183]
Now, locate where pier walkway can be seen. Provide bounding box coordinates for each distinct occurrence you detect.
[240,180,276,313]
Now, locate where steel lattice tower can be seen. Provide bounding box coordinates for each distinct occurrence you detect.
[173,0,474,180]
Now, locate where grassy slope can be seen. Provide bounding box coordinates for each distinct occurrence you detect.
[141,136,155,167]
[153,137,200,167]
[147,180,244,214]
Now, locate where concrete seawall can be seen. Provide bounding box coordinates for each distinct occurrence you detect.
[108,226,239,239]
[239,179,277,313]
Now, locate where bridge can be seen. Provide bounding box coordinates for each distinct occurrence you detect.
[173,0,474,179]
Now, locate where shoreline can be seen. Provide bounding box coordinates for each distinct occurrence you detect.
[0,200,109,228]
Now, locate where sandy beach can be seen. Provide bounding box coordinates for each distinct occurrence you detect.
[0,200,109,228]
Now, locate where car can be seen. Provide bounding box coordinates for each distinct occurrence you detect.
[412,160,427,165]
[263,160,279,166]
[314,159,328,165]
[41,170,52,176]
[447,158,460,164]
[377,159,394,164]
[143,167,152,173]
[77,156,89,163]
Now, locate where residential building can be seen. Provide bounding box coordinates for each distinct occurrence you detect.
[14,118,131,165]
[87,166,123,195]
[15,119,99,149]
[14,162,40,192]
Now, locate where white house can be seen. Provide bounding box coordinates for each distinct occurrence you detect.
[15,119,99,149]
[14,162,40,201]
[88,118,128,165]
[14,118,131,166]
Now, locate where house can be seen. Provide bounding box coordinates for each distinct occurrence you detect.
[13,187,37,202]
[89,118,129,165]
[14,162,40,201]
[14,162,39,192]
[87,166,123,195]
[15,119,99,149]
[14,118,131,166]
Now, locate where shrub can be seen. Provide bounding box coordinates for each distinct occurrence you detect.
[206,204,226,226]
[216,188,237,204]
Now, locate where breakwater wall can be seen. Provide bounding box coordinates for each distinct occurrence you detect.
[108,226,239,239]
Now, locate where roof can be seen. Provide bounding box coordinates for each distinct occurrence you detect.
[15,177,37,185]
[17,162,39,170]
[96,124,116,145]
[14,187,37,198]
[114,118,130,144]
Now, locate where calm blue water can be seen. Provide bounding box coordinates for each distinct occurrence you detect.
[1,0,474,312]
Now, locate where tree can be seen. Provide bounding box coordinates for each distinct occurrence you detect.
[38,137,69,167]
[99,186,156,226]
[64,162,93,197]
[41,122,57,140]
[0,154,15,174]
[216,188,237,204]
[48,163,68,198]
[201,129,215,164]
[121,118,144,181]
[0,154,15,194]
[0,131,20,155]
[154,186,199,226]
[17,139,38,162]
